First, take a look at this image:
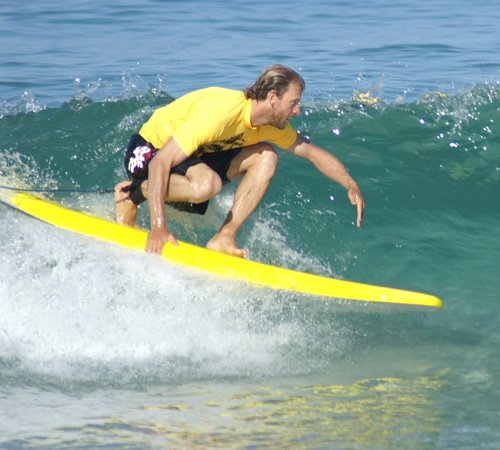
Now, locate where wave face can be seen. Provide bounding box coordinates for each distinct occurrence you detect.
[1,84,499,391]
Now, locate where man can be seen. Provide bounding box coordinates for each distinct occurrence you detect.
[115,65,364,258]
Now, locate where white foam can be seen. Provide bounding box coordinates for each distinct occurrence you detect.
[0,203,347,385]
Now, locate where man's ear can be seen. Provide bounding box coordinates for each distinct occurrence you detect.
[267,89,278,107]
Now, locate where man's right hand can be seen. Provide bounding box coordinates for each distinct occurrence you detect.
[145,228,179,254]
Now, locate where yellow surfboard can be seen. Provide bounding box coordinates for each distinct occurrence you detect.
[5,193,442,311]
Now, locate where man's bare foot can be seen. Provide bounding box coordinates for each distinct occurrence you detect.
[207,233,247,258]
[115,181,141,230]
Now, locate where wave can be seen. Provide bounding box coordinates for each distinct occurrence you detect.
[2,80,498,195]
[1,81,499,388]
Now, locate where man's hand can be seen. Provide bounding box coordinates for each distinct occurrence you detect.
[348,184,364,228]
[145,227,179,254]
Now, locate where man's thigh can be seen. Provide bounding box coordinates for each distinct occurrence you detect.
[225,142,277,182]
[196,147,243,184]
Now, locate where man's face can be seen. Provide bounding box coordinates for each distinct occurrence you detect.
[271,82,302,129]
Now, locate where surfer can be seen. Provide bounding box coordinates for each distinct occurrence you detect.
[115,65,364,258]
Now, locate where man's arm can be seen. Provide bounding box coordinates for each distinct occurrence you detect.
[286,134,364,227]
[145,137,188,254]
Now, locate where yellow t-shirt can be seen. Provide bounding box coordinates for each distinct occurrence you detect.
[139,87,297,157]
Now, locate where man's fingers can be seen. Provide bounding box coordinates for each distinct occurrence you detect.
[357,198,364,228]
[145,229,178,254]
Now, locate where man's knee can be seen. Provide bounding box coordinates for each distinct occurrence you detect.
[191,170,223,203]
[258,145,279,179]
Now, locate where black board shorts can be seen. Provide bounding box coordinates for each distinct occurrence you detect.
[123,134,242,214]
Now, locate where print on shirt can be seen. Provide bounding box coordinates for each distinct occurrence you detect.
[197,133,246,154]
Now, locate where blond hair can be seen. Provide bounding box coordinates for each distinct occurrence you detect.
[244,65,305,101]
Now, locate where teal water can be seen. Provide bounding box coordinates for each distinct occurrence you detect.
[1,1,500,449]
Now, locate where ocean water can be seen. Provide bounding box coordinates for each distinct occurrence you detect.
[1,0,500,448]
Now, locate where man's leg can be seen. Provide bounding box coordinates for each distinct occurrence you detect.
[115,180,141,228]
[115,163,223,228]
[206,142,278,258]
